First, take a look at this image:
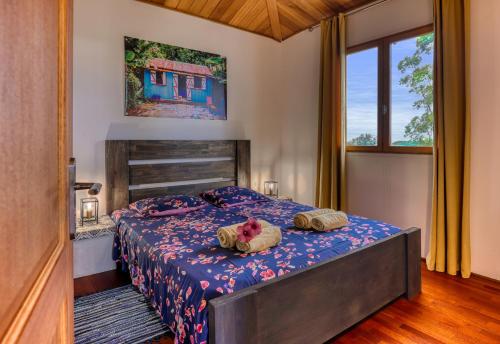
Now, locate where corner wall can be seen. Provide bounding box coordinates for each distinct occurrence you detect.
[469,0,500,280]
[280,0,500,280]
[280,0,434,257]
[279,29,321,205]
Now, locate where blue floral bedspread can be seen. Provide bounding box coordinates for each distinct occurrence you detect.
[112,200,401,344]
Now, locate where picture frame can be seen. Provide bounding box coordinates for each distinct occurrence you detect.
[124,36,227,120]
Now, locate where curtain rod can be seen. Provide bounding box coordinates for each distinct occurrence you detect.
[308,0,391,31]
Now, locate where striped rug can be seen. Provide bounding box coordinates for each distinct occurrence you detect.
[74,285,170,344]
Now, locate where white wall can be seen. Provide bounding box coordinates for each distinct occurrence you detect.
[347,153,433,254]
[280,0,434,257]
[346,0,434,47]
[74,236,116,278]
[279,30,321,205]
[469,0,500,280]
[280,0,500,280]
[74,0,284,213]
[345,0,434,257]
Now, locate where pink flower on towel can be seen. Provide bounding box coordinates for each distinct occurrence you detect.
[247,218,262,234]
[236,218,262,243]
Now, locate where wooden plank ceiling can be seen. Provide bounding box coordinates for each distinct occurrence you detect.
[138,0,376,41]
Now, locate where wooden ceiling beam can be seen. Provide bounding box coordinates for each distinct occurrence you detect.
[266,0,282,42]
[177,0,195,11]
[139,0,376,42]
[199,0,223,18]
[163,0,181,8]
[229,0,261,26]
[278,2,315,28]
[294,0,327,20]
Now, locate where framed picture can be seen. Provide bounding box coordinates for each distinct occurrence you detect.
[124,36,227,120]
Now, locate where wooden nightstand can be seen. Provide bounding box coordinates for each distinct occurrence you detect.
[73,214,117,278]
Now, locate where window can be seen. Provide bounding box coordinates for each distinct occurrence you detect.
[346,25,434,153]
[194,76,203,89]
[153,71,165,85]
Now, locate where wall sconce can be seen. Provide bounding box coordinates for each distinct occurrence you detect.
[80,197,99,225]
[264,181,279,198]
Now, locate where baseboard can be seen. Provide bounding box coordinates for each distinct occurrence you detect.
[470,272,500,284]
[420,257,500,283]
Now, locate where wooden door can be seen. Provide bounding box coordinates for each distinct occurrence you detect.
[0,0,74,343]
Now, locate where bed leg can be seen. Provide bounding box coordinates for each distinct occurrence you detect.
[404,227,421,299]
[209,289,258,344]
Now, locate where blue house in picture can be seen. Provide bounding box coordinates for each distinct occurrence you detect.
[143,58,225,115]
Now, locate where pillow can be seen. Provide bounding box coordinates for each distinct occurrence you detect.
[129,195,206,216]
[199,186,271,208]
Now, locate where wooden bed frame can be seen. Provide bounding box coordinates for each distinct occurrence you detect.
[105,139,421,344]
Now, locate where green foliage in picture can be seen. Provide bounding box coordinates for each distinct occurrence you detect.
[125,37,227,81]
[126,69,143,110]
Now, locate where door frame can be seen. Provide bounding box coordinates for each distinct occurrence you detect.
[2,0,73,341]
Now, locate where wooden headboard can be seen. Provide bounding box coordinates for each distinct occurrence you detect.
[105,140,250,213]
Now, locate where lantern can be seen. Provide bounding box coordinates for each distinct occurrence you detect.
[80,197,99,225]
[264,181,279,198]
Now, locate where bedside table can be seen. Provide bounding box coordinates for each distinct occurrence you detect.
[75,214,116,240]
[73,214,117,278]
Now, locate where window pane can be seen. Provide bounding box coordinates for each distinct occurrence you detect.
[347,47,378,146]
[194,76,202,88]
[390,33,434,146]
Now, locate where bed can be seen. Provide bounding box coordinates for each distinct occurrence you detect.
[106,140,421,344]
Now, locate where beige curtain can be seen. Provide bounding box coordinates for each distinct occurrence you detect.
[315,15,347,210]
[427,0,471,278]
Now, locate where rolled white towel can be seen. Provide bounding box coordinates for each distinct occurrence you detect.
[217,220,272,248]
[311,211,349,231]
[235,226,282,253]
[293,208,336,229]
[217,224,238,248]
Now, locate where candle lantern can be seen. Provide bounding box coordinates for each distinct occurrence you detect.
[264,181,279,198]
[80,197,99,225]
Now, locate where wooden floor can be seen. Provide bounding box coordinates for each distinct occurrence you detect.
[74,263,500,343]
